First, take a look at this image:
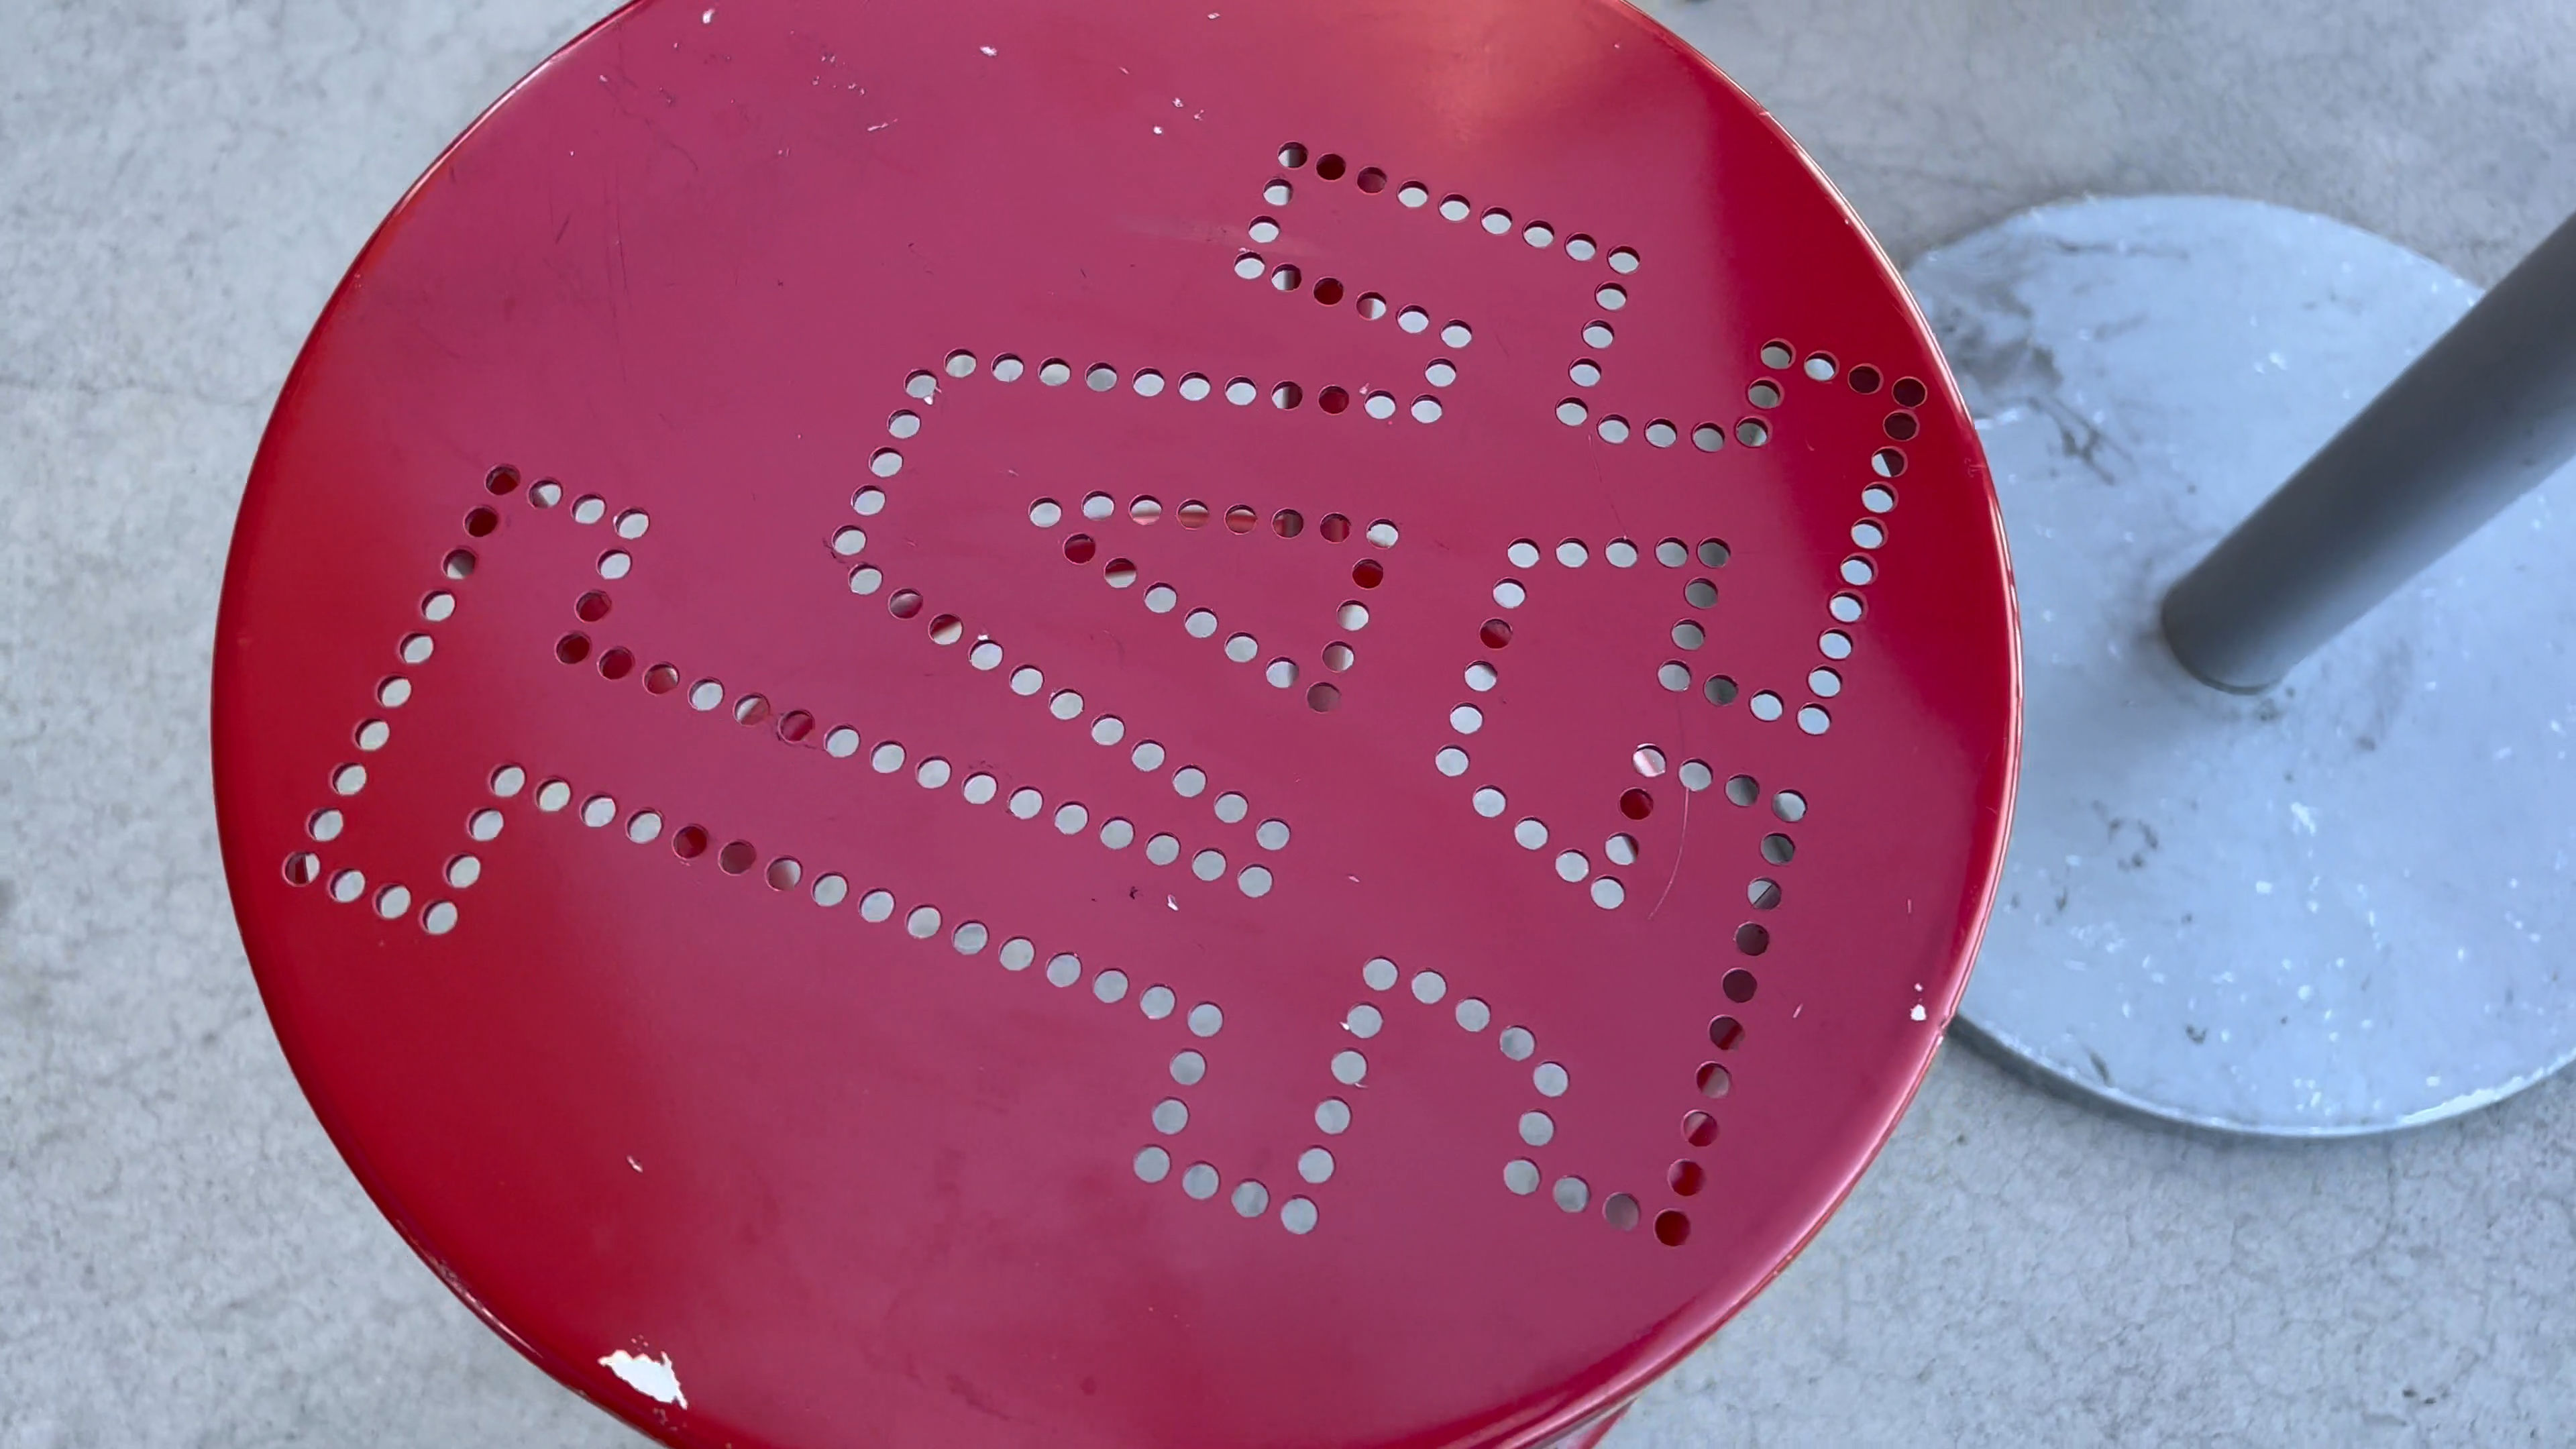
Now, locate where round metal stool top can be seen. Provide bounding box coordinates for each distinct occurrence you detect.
[213,1,2018,1444]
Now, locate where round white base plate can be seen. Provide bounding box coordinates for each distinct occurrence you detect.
[1908,196,2576,1135]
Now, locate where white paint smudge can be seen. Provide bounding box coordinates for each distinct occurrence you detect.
[980,44,998,56]
[1910,1004,1928,1022]
[600,1349,688,1408]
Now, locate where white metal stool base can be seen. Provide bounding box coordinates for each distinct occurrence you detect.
[1909,196,2576,1136]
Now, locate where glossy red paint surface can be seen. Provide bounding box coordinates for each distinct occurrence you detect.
[212,1,2018,1444]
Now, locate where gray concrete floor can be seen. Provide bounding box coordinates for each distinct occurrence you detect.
[3,1,2571,1444]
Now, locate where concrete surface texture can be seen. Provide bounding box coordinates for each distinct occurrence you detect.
[1,1,2569,1444]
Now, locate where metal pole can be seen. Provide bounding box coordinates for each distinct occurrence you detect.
[2160,211,2576,692]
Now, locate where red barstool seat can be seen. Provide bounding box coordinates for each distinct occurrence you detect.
[214,1,2018,1442]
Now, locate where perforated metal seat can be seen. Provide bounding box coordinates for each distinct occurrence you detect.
[213,1,2019,1443]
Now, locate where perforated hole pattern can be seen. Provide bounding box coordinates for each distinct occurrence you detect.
[259,133,1937,1250]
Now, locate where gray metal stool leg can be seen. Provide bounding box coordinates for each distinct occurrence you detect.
[2163,211,2576,692]
[1907,195,2576,1135]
